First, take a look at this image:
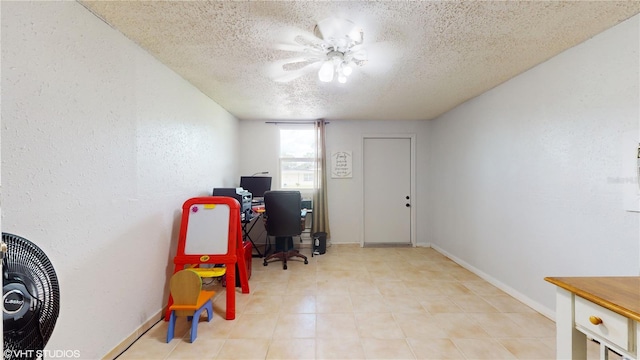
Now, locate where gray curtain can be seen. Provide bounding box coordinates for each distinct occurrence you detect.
[311,119,330,241]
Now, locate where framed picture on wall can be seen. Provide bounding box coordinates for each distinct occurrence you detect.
[331,151,352,178]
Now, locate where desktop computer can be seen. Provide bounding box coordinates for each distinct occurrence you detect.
[212,187,252,216]
[240,176,271,203]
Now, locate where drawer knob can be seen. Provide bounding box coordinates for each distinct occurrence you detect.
[589,316,603,325]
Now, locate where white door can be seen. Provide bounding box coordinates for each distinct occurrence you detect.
[363,137,412,245]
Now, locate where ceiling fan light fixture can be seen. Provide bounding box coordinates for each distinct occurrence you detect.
[275,17,367,84]
[342,63,353,76]
[314,18,366,84]
[319,61,335,82]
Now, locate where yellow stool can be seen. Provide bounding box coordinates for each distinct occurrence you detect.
[166,269,218,343]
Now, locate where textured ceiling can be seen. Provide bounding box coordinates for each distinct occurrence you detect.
[80,1,640,121]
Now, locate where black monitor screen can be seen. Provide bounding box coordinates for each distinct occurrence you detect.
[240,176,272,198]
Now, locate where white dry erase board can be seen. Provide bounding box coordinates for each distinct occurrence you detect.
[184,203,230,255]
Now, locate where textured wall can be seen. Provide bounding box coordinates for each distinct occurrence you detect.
[324,121,429,245]
[238,120,430,246]
[427,14,640,317]
[1,2,238,358]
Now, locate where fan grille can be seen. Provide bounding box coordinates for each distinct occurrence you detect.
[3,233,60,359]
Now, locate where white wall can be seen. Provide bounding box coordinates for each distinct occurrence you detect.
[239,120,430,245]
[427,14,640,317]
[238,121,281,181]
[2,2,239,358]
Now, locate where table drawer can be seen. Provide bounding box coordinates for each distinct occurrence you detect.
[575,296,633,352]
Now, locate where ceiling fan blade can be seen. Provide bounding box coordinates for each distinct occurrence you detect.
[315,17,363,46]
[265,56,322,82]
[349,48,367,62]
[270,61,322,83]
[268,56,314,68]
[273,43,308,53]
[315,17,345,40]
[271,42,327,62]
[293,35,327,52]
[269,24,326,52]
[281,58,322,71]
[357,41,403,76]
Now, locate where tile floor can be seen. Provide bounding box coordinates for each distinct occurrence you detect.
[116,244,620,360]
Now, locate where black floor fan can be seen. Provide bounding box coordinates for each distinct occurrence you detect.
[2,233,60,360]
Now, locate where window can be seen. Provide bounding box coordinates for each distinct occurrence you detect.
[279,127,316,189]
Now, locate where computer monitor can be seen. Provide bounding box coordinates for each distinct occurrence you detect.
[240,176,272,198]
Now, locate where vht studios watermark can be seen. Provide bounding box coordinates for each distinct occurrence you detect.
[3,349,81,359]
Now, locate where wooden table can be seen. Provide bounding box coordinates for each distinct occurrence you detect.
[545,277,640,359]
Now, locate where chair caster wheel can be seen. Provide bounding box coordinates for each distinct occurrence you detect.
[304,259,308,264]
[283,264,287,270]
[263,261,268,266]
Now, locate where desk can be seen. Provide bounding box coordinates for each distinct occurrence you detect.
[242,207,309,257]
[242,210,266,257]
[545,276,640,359]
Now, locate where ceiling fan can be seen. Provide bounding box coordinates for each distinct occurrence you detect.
[268,17,384,84]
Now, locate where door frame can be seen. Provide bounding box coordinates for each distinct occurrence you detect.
[360,134,417,248]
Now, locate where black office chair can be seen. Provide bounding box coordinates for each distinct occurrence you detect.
[262,190,308,270]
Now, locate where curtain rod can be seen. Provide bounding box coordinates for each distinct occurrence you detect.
[265,121,330,125]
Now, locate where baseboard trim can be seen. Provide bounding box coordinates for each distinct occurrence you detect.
[362,242,412,248]
[102,308,165,360]
[430,244,556,321]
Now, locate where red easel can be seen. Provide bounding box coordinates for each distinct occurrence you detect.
[165,196,250,321]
